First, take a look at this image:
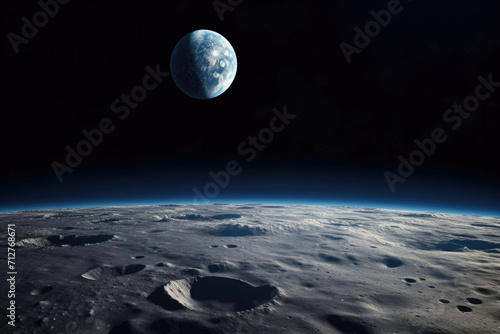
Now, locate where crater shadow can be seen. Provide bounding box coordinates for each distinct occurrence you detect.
[471,223,500,229]
[434,239,500,251]
[211,214,241,220]
[382,256,404,268]
[173,214,209,221]
[319,254,343,264]
[47,234,114,246]
[325,314,373,334]
[30,286,53,296]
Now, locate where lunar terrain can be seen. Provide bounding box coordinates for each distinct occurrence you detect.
[1,204,499,333]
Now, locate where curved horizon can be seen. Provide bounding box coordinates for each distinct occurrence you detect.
[2,197,499,218]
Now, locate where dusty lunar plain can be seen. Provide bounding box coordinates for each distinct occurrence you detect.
[1,204,499,334]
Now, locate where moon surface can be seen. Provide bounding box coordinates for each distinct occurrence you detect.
[1,204,499,333]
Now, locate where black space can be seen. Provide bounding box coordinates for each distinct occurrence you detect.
[1,0,499,212]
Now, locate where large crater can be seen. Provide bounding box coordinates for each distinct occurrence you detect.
[148,276,279,313]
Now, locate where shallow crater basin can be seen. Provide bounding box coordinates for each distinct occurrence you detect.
[148,276,279,313]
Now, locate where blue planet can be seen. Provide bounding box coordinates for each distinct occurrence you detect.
[170,30,237,99]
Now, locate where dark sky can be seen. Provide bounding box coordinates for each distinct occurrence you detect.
[1,0,500,214]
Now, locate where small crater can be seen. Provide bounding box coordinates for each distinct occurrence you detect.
[156,263,169,267]
[31,286,53,296]
[151,229,166,233]
[434,239,500,252]
[325,314,373,334]
[475,287,496,295]
[224,244,238,248]
[457,305,473,312]
[209,245,219,248]
[382,256,404,268]
[322,234,344,241]
[81,264,146,280]
[47,234,114,247]
[318,254,343,264]
[173,214,209,221]
[211,214,241,220]
[131,256,144,259]
[404,278,417,283]
[345,254,358,264]
[466,298,482,305]
[439,299,450,304]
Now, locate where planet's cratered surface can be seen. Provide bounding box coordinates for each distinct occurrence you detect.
[170,29,237,99]
[1,204,499,333]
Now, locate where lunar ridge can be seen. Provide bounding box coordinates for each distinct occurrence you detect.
[1,204,499,333]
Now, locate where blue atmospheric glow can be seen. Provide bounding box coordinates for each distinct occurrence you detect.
[1,195,499,218]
